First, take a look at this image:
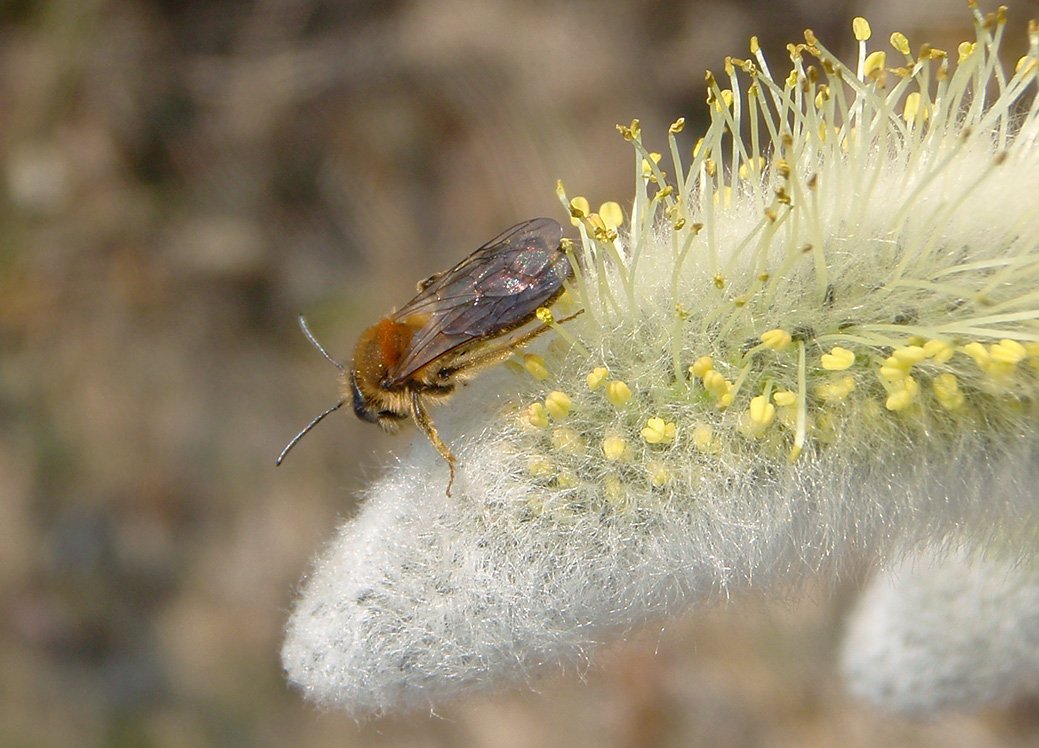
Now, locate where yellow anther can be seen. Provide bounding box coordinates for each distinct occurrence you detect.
[932,373,965,410]
[586,366,609,390]
[527,455,553,476]
[669,117,686,134]
[690,356,713,378]
[526,402,549,428]
[923,339,954,363]
[879,357,909,382]
[605,380,632,407]
[551,427,584,454]
[615,119,641,141]
[545,391,572,419]
[891,345,927,366]
[535,307,555,325]
[702,370,732,398]
[713,274,726,289]
[568,196,590,218]
[958,41,976,63]
[555,470,578,488]
[692,423,717,453]
[1027,342,1039,371]
[890,31,910,55]
[990,339,1026,364]
[821,346,856,371]
[647,460,671,487]
[748,395,776,427]
[749,36,760,54]
[602,435,628,461]
[523,353,550,380]
[864,50,887,78]
[853,17,871,41]
[962,342,991,367]
[641,152,662,176]
[773,390,797,407]
[599,201,624,229]
[760,328,792,351]
[641,417,677,445]
[884,376,919,412]
[817,375,856,402]
[604,475,626,506]
[903,92,924,123]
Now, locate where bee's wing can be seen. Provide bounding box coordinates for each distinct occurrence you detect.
[386,217,569,385]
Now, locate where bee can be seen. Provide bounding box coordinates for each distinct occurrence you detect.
[277,217,577,494]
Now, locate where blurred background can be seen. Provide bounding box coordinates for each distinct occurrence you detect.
[3,1,1039,746]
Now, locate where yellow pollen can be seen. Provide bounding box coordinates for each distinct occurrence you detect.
[544,391,572,419]
[605,380,633,407]
[602,435,628,461]
[586,366,609,390]
[760,328,793,351]
[535,307,555,325]
[773,390,797,407]
[526,402,549,428]
[713,274,726,289]
[821,346,856,370]
[641,417,677,445]
[523,353,550,380]
[958,41,976,63]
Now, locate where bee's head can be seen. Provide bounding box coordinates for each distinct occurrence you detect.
[349,370,381,424]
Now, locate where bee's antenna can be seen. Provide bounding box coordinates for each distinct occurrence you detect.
[298,315,345,371]
[275,400,345,466]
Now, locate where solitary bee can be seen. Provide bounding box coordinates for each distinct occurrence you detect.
[277,217,576,494]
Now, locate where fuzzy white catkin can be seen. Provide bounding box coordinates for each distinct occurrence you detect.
[284,12,1039,715]
[841,547,1039,715]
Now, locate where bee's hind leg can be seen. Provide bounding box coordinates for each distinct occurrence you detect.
[409,390,457,496]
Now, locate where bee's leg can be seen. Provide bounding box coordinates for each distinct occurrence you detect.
[409,390,457,496]
[440,310,585,379]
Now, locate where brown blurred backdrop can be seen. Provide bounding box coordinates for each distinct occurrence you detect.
[2,1,1038,746]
